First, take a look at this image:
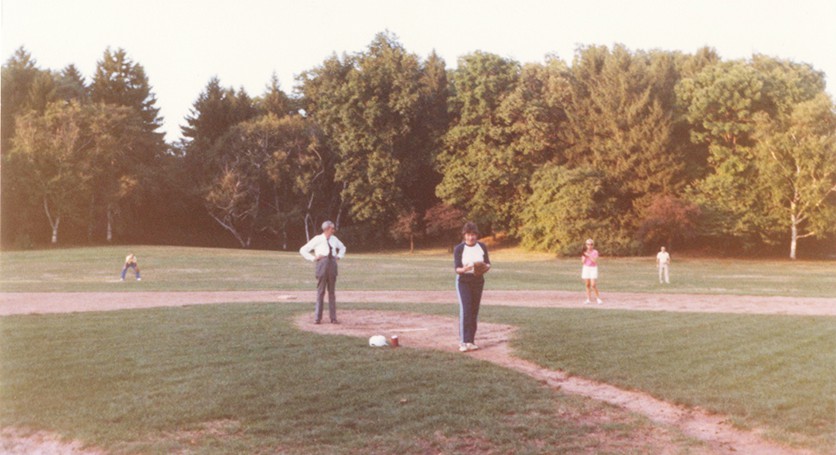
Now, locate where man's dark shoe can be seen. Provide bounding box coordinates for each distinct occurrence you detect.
[330,319,339,324]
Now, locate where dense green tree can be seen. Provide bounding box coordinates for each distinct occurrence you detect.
[300,32,445,238]
[559,45,688,253]
[519,165,617,255]
[406,50,449,214]
[498,58,571,166]
[435,51,520,232]
[677,60,769,248]
[679,56,829,254]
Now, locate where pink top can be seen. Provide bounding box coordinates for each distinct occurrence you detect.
[582,249,599,267]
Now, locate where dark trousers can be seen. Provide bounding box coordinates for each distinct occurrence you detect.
[456,275,484,344]
[315,257,338,322]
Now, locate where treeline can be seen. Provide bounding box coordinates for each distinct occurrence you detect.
[3,32,835,258]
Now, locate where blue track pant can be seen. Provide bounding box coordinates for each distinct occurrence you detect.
[456,275,484,344]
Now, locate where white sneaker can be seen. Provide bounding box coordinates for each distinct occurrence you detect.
[584,300,591,305]
[597,298,603,305]
[459,344,469,352]
[466,343,480,351]
[137,278,142,281]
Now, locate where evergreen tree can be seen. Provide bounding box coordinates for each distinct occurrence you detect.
[260,73,293,117]
[55,64,89,103]
[91,48,163,132]
[89,47,167,242]
[559,45,687,252]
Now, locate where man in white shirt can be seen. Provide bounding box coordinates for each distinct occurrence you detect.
[656,246,671,284]
[299,221,346,324]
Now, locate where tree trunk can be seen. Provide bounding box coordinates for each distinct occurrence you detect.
[790,214,798,260]
[88,194,96,243]
[282,226,288,250]
[51,219,60,244]
[409,233,414,254]
[107,204,114,242]
[43,197,60,244]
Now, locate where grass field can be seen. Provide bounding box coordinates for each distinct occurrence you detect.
[1,246,835,453]
[1,245,835,296]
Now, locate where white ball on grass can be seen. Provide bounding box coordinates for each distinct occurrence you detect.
[369,335,388,347]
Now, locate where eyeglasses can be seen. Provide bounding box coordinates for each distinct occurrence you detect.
[585,243,593,246]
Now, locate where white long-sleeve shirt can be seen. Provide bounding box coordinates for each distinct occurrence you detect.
[299,234,346,261]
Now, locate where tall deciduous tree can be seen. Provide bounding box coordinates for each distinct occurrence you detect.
[263,115,328,249]
[435,51,520,232]
[677,60,769,248]
[9,101,92,244]
[1,48,52,245]
[753,93,836,259]
[86,104,146,242]
[300,32,444,236]
[203,114,323,248]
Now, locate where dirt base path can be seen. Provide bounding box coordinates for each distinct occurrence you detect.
[2,290,835,316]
[297,310,816,455]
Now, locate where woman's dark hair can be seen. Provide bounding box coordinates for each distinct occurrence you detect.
[461,221,479,236]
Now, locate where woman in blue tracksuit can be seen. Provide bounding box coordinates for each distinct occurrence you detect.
[453,222,491,352]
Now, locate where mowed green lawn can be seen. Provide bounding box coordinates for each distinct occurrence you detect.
[1,246,835,453]
[1,244,835,296]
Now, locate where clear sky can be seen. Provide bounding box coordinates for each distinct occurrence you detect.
[3,0,834,143]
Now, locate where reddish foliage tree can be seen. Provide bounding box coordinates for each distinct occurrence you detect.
[638,195,701,251]
[424,203,467,245]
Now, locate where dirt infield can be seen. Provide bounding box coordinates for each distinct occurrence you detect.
[2,289,835,316]
[1,290,833,454]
